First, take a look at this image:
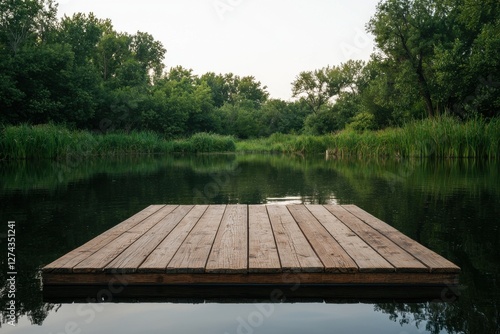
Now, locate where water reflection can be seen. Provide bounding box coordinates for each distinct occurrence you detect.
[0,154,498,333]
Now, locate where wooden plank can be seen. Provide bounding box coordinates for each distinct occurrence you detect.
[206,205,248,273]
[43,285,459,303]
[72,205,178,273]
[43,205,165,273]
[43,204,461,288]
[287,205,358,273]
[267,205,323,272]
[342,205,461,273]
[139,205,208,272]
[248,205,281,273]
[43,272,459,286]
[324,205,428,272]
[307,205,394,272]
[167,205,226,273]
[104,206,194,273]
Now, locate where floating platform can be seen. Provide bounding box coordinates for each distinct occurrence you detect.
[42,204,459,291]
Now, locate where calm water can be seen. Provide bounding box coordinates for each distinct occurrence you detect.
[0,154,499,333]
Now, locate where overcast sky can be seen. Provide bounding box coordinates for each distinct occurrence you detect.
[57,0,380,100]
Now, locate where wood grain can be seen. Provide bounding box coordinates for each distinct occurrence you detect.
[104,205,194,273]
[43,205,165,273]
[307,205,394,272]
[267,205,323,272]
[138,205,208,272]
[167,205,226,273]
[325,205,427,272]
[288,205,358,273]
[248,205,281,272]
[342,204,460,273]
[43,204,460,287]
[43,272,459,286]
[73,205,178,273]
[206,205,248,273]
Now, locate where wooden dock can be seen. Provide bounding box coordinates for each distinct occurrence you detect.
[42,204,460,287]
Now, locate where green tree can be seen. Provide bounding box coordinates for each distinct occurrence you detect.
[131,31,166,80]
[200,72,231,108]
[0,0,58,55]
[434,0,500,117]
[95,29,132,81]
[233,75,269,106]
[57,13,107,65]
[303,106,339,135]
[257,99,310,136]
[367,0,500,119]
[367,0,448,117]
[140,67,216,138]
[291,68,332,114]
[293,61,367,133]
[216,100,260,138]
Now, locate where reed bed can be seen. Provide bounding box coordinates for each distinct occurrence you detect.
[237,116,500,158]
[0,124,235,160]
[1,117,498,159]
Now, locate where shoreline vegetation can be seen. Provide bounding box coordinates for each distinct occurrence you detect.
[2,1,499,164]
[1,116,499,160]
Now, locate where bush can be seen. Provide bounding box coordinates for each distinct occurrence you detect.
[184,132,236,152]
[346,112,377,131]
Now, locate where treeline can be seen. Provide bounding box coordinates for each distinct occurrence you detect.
[0,0,499,140]
[292,0,500,133]
[0,0,307,138]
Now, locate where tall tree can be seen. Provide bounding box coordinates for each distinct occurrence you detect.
[292,60,365,114]
[57,13,108,65]
[367,0,452,117]
[131,31,166,80]
[0,0,58,55]
[291,68,332,114]
[434,0,500,117]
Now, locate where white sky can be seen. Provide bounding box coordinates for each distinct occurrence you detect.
[57,0,380,100]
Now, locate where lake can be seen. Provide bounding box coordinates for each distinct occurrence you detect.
[1,154,498,333]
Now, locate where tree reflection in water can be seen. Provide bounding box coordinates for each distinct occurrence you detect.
[0,155,498,332]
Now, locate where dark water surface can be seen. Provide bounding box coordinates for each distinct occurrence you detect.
[0,154,498,333]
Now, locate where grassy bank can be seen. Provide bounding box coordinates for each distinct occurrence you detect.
[237,117,500,159]
[1,117,499,159]
[0,124,235,160]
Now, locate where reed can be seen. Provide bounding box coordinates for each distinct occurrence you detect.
[0,124,237,160]
[1,123,82,159]
[395,116,497,158]
[179,132,236,153]
[236,116,500,159]
[1,116,498,159]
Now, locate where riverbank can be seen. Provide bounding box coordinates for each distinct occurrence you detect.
[0,124,235,159]
[1,116,499,160]
[237,117,500,158]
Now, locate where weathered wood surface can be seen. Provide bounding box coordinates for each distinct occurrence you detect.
[248,205,281,273]
[42,204,460,286]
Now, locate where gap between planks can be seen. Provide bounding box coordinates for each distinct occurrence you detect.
[42,204,460,280]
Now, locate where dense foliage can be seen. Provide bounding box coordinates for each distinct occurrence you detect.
[0,0,498,139]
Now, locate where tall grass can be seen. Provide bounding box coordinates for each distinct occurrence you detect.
[236,116,500,159]
[1,117,498,159]
[174,132,236,153]
[0,124,236,160]
[396,116,500,158]
[1,123,81,159]
[237,133,335,154]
